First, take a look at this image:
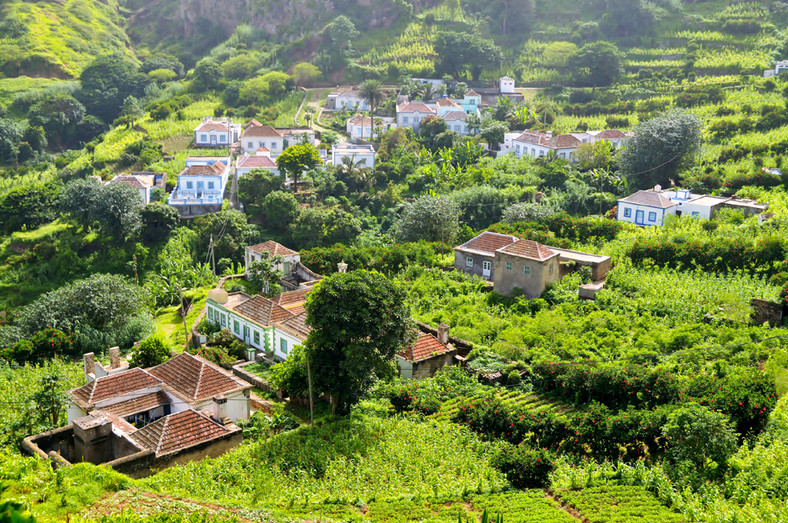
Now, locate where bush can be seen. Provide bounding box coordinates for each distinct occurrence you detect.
[197,317,221,336]
[492,445,556,488]
[208,328,247,360]
[191,344,235,368]
[1,328,78,364]
[129,336,171,368]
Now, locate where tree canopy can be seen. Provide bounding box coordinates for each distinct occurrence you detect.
[276,143,322,192]
[78,55,149,123]
[568,42,624,87]
[433,32,503,80]
[394,194,461,244]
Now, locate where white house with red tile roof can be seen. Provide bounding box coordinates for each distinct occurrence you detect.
[235,149,280,177]
[194,117,241,147]
[396,101,437,131]
[346,114,397,140]
[240,121,316,155]
[167,157,230,215]
[108,172,166,205]
[511,129,627,162]
[244,240,301,274]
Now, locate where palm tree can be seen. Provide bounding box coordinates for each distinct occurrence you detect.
[420,82,436,102]
[339,155,373,190]
[359,79,384,141]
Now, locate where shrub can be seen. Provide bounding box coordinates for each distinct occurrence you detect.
[197,317,221,336]
[208,328,247,360]
[492,445,556,488]
[191,344,235,368]
[129,336,171,368]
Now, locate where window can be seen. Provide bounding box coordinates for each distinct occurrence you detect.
[208,182,215,189]
[233,320,240,335]
[220,314,226,326]
[200,134,207,142]
[549,264,554,275]
[506,261,513,271]
[515,145,521,153]
[280,338,288,354]
[623,207,632,218]
[186,181,193,189]
[482,261,491,271]
[219,135,226,142]
[648,212,657,222]
[402,117,409,124]
[523,266,531,275]
[465,256,473,267]
[253,331,260,344]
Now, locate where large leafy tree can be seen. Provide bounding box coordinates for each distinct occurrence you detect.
[191,58,224,91]
[60,178,143,242]
[663,405,737,481]
[617,109,702,189]
[238,169,285,218]
[192,209,253,264]
[28,94,86,150]
[433,32,503,80]
[276,143,322,192]
[291,206,362,249]
[394,194,461,244]
[247,253,284,296]
[0,182,60,233]
[261,190,299,231]
[0,117,22,163]
[359,79,384,140]
[568,42,623,87]
[78,55,149,123]
[140,202,181,244]
[304,270,413,415]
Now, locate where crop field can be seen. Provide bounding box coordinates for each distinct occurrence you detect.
[554,486,687,523]
[432,389,571,422]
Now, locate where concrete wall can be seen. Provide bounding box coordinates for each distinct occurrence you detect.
[616,203,669,226]
[170,203,223,217]
[493,252,560,298]
[412,351,457,380]
[454,250,495,281]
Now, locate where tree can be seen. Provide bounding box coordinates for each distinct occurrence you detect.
[60,178,103,231]
[480,121,509,148]
[617,109,702,189]
[129,336,171,368]
[433,32,504,80]
[325,15,359,55]
[238,169,285,217]
[79,55,150,123]
[260,71,291,97]
[32,374,67,429]
[292,62,321,86]
[291,206,362,249]
[192,57,224,91]
[568,42,623,87]
[337,155,373,191]
[28,94,86,150]
[247,253,284,296]
[394,194,461,244]
[502,201,558,223]
[598,0,657,38]
[359,79,385,140]
[304,270,413,414]
[663,405,737,480]
[140,203,181,244]
[96,182,144,242]
[574,140,613,171]
[120,96,144,129]
[0,182,60,233]
[276,143,322,192]
[261,190,299,230]
[0,117,22,162]
[542,41,578,68]
[192,209,252,264]
[239,76,270,105]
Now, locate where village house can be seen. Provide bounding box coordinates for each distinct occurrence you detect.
[108,172,166,205]
[235,149,279,178]
[454,232,611,297]
[396,101,436,132]
[193,117,241,148]
[396,323,456,380]
[332,144,376,169]
[511,129,626,162]
[240,121,316,156]
[346,114,397,141]
[499,76,515,94]
[327,86,371,111]
[396,93,481,136]
[167,157,230,216]
[244,240,301,274]
[617,187,769,226]
[23,350,251,477]
[764,60,788,77]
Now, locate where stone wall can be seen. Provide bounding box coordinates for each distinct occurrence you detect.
[751,298,784,326]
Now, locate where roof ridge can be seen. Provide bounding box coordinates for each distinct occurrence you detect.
[157,415,169,454]
[196,358,206,401]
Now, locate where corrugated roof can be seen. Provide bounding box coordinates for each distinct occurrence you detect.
[149,353,249,402]
[130,409,235,456]
[248,240,299,257]
[498,239,557,261]
[234,296,295,327]
[71,369,162,406]
[619,190,677,209]
[399,332,452,362]
[455,231,517,256]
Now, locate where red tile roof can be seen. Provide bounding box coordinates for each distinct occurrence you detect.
[275,312,311,340]
[236,153,277,170]
[272,288,311,308]
[98,391,171,417]
[594,129,625,140]
[180,164,226,177]
[149,353,250,402]
[465,89,480,97]
[398,102,436,114]
[111,175,150,189]
[130,409,235,456]
[248,240,299,257]
[498,239,556,261]
[197,121,231,132]
[514,130,581,149]
[455,231,517,256]
[399,332,453,362]
[436,98,462,108]
[71,369,162,406]
[443,110,467,122]
[242,125,283,138]
[619,190,676,209]
[234,295,295,327]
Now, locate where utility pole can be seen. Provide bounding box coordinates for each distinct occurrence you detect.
[209,235,216,276]
[178,285,190,351]
[306,354,315,426]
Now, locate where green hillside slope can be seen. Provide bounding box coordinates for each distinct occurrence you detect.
[0,0,134,79]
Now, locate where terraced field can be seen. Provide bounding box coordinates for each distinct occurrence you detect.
[554,486,687,523]
[431,389,573,422]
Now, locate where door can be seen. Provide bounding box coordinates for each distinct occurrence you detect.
[196,181,204,197]
[482,260,491,279]
[210,134,217,145]
[243,325,250,344]
[635,209,645,225]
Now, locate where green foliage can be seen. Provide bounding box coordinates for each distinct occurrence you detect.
[300,241,451,276]
[554,486,685,523]
[304,271,412,414]
[206,328,247,361]
[237,169,284,217]
[433,32,503,80]
[492,444,556,489]
[78,55,150,123]
[1,328,77,364]
[663,405,738,481]
[276,143,322,191]
[394,194,461,244]
[568,42,624,87]
[291,205,362,249]
[260,191,298,231]
[0,182,60,234]
[246,253,284,297]
[60,178,144,242]
[129,335,171,368]
[140,203,181,245]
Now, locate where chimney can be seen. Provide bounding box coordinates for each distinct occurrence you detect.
[437,323,449,345]
[212,395,228,424]
[109,347,120,369]
[337,261,348,273]
[654,184,662,192]
[83,352,95,380]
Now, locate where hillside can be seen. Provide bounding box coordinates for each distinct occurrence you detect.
[0,0,134,78]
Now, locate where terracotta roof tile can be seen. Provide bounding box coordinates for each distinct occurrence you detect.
[71,369,162,406]
[130,409,235,456]
[272,288,311,308]
[619,190,676,209]
[545,134,581,148]
[465,89,480,97]
[236,153,277,170]
[455,231,517,256]
[498,239,556,260]
[234,295,295,327]
[149,353,249,402]
[399,332,452,362]
[197,121,231,132]
[242,125,283,138]
[97,391,171,417]
[180,164,225,178]
[248,240,299,257]
[443,110,467,122]
[436,98,462,108]
[398,102,436,114]
[111,175,150,189]
[275,312,311,339]
[594,129,625,140]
